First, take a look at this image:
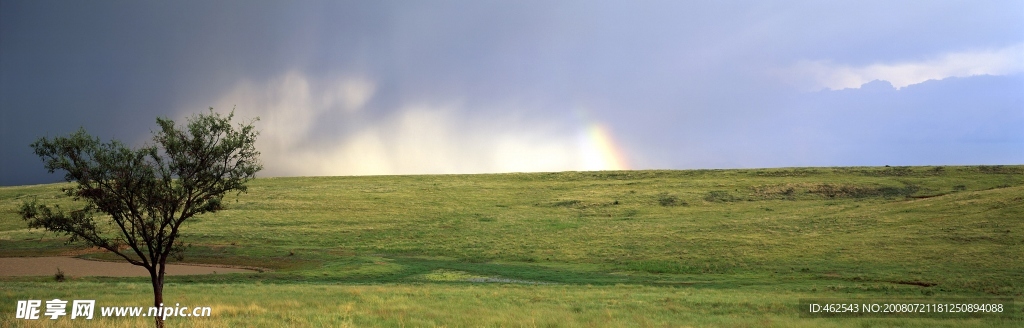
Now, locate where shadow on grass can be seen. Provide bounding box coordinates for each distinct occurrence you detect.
[149,256,786,290]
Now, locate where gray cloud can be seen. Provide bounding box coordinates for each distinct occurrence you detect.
[179,71,620,177]
[2,1,1022,185]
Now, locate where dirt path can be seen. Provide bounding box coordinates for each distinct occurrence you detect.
[0,257,255,277]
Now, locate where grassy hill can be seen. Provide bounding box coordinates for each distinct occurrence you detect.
[2,165,1022,327]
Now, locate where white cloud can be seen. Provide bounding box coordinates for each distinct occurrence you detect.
[185,72,625,178]
[208,72,323,151]
[791,43,1024,90]
[296,106,586,176]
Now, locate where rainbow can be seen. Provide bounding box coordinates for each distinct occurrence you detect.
[579,123,630,171]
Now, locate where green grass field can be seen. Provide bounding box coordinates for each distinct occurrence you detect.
[2,165,1022,327]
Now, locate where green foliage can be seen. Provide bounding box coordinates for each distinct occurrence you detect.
[808,183,920,199]
[704,190,740,202]
[977,165,1023,174]
[656,193,685,206]
[16,108,260,327]
[19,109,261,268]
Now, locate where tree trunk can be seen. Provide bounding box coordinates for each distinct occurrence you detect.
[150,266,165,328]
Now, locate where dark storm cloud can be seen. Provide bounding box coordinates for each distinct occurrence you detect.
[2,1,1022,185]
[1,1,330,184]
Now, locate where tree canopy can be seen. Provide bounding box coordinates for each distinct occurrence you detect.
[19,109,260,328]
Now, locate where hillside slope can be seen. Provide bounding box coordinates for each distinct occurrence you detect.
[3,165,1021,295]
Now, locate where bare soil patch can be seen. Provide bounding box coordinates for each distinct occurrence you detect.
[0,257,255,277]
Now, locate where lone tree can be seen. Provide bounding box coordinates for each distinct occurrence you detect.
[19,109,260,328]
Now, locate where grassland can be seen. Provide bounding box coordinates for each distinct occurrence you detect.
[1,165,1022,327]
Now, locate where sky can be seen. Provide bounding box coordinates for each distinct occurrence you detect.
[1,1,1022,186]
